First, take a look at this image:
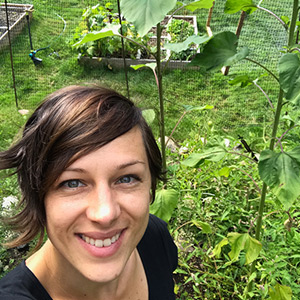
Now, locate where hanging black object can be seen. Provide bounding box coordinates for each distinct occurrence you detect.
[26,13,66,66]
[238,135,258,162]
[25,13,42,65]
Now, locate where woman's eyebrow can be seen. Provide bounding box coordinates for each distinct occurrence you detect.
[64,160,146,173]
[63,167,87,174]
[116,160,146,170]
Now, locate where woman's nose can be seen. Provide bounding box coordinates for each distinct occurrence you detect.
[86,185,121,226]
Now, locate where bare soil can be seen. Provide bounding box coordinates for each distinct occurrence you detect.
[0,7,23,37]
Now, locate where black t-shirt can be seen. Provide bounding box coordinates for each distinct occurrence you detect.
[0,214,178,300]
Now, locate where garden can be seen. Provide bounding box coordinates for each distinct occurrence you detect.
[0,0,300,299]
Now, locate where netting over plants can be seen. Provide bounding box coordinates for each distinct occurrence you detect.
[0,0,294,140]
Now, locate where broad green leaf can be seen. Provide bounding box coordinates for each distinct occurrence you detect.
[258,146,300,210]
[228,232,262,265]
[185,0,215,12]
[279,53,300,106]
[150,189,179,222]
[73,25,121,46]
[181,153,205,167]
[142,109,156,125]
[182,146,227,167]
[281,16,290,25]
[120,0,177,36]
[131,63,157,71]
[191,220,212,233]
[131,64,146,70]
[211,237,229,258]
[228,75,253,88]
[269,283,292,300]
[224,0,257,14]
[190,31,249,71]
[182,104,214,111]
[217,166,232,177]
[245,235,262,265]
[164,35,211,53]
[227,232,248,262]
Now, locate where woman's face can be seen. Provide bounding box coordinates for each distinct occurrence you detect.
[44,126,152,283]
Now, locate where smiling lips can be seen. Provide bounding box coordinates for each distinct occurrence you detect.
[79,232,121,248]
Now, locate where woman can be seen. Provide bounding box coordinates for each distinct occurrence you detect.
[0,85,177,300]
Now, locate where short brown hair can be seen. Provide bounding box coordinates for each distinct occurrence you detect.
[0,85,162,249]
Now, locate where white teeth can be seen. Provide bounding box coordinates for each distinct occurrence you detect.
[95,239,103,247]
[103,239,111,247]
[81,232,120,248]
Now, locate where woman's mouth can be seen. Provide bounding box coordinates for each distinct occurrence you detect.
[79,232,121,248]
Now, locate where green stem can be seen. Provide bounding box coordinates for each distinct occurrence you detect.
[257,5,288,30]
[245,57,279,83]
[156,23,167,182]
[166,111,187,146]
[244,0,298,288]
[246,89,284,296]
[288,0,299,47]
[248,0,298,274]
[253,81,274,109]
[269,89,284,150]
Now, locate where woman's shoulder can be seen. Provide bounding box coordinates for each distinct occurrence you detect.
[0,261,52,300]
[138,214,178,270]
[137,214,178,299]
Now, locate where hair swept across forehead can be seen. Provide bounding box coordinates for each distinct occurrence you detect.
[22,85,143,197]
[0,85,162,250]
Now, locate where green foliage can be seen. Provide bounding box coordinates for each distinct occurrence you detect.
[164,34,210,53]
[258,147,300,210]
[278,53,300,105]
[166,19,195,42]
[150,189,179,222]
[182,145,227,166]
[224,0,257,15]
[120,0,177,36]
[190,31,249,70]
[182,0,215,11]
[72,3,149,59]
[269,283,292,300]
[142,109,156,125]
[213,232,262,265]
[166,18,196,60]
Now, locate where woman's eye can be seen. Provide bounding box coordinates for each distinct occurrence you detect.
[117,175,140,185]
[61,180,85,189]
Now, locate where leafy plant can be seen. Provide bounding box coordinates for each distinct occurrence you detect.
[71,3,149,59]
[166,18,196,60]
[183,0,300,298]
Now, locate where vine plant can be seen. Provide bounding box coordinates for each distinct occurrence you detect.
[183,0,300,298]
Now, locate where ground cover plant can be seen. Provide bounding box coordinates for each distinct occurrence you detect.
[0,0,299,299]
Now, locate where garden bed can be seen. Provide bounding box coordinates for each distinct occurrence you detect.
[79,56,195,70]
[0,3,33,51]
[78,15,199,70]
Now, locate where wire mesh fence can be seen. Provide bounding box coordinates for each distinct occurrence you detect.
[0,0,295,139]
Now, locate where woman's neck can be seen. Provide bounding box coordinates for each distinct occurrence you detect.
[26,240,146,300]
